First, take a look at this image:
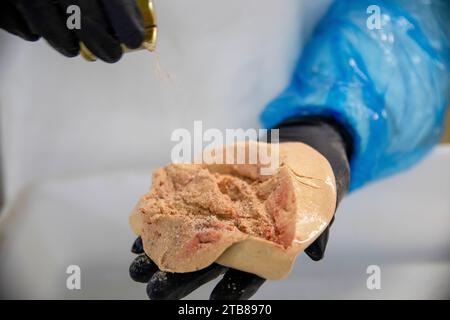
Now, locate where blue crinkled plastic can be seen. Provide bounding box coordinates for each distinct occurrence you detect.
[261,0,450,190]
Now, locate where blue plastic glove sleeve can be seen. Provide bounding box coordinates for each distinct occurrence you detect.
[261,0,450,190]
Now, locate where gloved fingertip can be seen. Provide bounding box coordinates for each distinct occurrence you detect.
[304,244,325,261]
[210,269,265,300]
[26,34,40,42]
[16,31,40,42]
[147,264,227,300]
[95,46,123,63]
[46,39,79,58]
[304,226,330,261]
[131,236,144,254]
[99,0,145,50]
[129,254,158,283]
[146,271,172,300]
[101,52,123,63]
[0,0,40,42]
[121,29,144,50]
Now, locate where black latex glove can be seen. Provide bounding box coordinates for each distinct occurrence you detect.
[0,0,144,63]
[129,116,352,300]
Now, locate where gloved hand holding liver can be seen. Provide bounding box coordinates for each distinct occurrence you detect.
[130,141,336,280]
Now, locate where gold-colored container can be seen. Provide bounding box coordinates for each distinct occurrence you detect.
[80,0,157,61]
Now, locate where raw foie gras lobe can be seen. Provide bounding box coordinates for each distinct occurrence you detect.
[129,142,337,279]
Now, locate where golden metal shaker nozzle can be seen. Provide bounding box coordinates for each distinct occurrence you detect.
[80,0,157,61]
